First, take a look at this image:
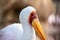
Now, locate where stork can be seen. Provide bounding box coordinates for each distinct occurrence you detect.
[0,6,46,40]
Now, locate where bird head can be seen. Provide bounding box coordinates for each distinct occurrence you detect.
[20,6,46,40]
[20,6,36,24]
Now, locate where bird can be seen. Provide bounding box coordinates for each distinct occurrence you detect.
[0,6,46,40]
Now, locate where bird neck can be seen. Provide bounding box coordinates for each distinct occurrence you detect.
[21,21,33,33]
[20,21,36,40]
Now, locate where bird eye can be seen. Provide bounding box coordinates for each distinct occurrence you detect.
[31,12,34,16]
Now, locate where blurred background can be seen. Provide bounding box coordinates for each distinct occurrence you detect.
[0,0,60,40]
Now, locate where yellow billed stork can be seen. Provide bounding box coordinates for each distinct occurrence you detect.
[0,6,46,40]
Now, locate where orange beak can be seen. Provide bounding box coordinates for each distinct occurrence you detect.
[32,18,46,40]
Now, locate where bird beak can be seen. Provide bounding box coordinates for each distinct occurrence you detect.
[32,18,46,40]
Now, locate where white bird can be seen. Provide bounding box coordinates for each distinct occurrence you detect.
[0,6,46,40]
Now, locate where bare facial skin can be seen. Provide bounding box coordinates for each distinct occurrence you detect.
[29,11,38,24]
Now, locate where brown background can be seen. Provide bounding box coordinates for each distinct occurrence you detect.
[0,0,57,40]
